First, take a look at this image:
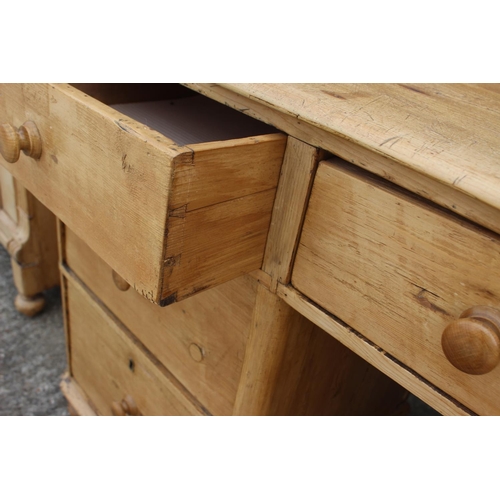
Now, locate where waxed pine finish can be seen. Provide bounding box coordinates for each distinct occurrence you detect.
[3,83,500,415]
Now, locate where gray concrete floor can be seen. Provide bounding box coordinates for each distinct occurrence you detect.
[0,245,68,416]
[0,243,439,416]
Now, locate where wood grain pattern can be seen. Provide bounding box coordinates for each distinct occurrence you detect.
[0,84,285,305]
[277,284,473,416]
[0,83,181,304]
[262,136,323,291]
[269,322,409,416]
[185,83,500,236]
[221,84,500,211]
[292,158,500,415]
[233,283,408,415]
[171,134,285,212]
[65,274,207,416]
[233,284,313,415]
[64,226,257,416]
[162,188,277,303]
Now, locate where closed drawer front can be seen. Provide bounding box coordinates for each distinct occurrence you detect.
[0,84,286,305]
[293,158,500,415]
[64,226,257,416]
[65,274,206,416]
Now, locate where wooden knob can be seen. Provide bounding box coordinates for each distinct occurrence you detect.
[442,306,500,375]
[111,395,140,416]
[0,121,42,163]
[112,269,130,291]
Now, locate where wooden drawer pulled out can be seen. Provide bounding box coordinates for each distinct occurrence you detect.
[0,84,286,305]
[62,225,257,416]
[292,158,500,415]
[64,274,206,416]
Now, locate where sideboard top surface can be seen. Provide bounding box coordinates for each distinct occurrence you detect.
[198,83,500,214]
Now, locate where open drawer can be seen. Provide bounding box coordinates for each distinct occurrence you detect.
[0,84,286,305]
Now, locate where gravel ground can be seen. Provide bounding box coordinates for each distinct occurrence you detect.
[0,245,68,416]
[0,243,439,416]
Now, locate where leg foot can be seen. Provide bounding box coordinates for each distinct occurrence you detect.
[14,293,46,317]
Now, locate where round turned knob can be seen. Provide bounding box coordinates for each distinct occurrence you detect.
[111,395,140,416]
[111,269,130,291]
[0,121,42,163]
[442,306,500,375]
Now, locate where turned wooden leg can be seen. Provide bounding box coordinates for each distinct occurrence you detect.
[1,177,59,317]
[14,293,46,317]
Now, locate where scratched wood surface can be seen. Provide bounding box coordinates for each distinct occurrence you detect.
[221,83,500,209]
[292,158,500,415]
[186,84,500,235]
[0,84,285,305]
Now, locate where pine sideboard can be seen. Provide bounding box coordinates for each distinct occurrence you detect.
[1,83,499,415]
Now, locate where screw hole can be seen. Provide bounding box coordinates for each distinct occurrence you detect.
[128,359,135,372]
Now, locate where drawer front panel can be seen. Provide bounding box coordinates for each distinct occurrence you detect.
[0,84,286,305]
[66,276,205,416]
[64,226,257,416]
[293,159,500,415]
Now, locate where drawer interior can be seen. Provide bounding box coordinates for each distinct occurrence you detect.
[72,83,277,145]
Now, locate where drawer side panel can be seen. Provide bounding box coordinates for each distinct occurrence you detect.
[0,83,183,303]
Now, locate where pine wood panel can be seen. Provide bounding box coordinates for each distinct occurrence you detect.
[64,226,257,416]
[277,284,472,416]
[186,84,500,236]
[0,84,286,305]
[0,83,180,304]
[292,158,500,415]
[65,276,206,416]
[171,135,285,212]
[162,188,276,303]
[234,284,409,415]
[220,84,500,212]
[262,137,323,291]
